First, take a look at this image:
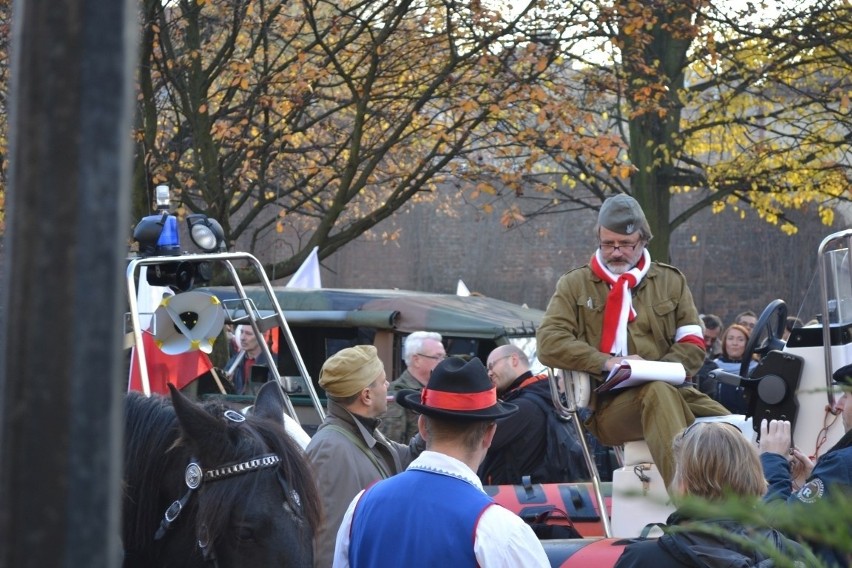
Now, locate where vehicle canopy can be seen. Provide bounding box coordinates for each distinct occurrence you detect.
[202,286,545,425]
[211,286,542,338]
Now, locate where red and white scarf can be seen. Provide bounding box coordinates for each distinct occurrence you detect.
[590,248,650,356]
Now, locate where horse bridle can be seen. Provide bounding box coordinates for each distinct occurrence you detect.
[154,454,282,538]
[153,409,282,565]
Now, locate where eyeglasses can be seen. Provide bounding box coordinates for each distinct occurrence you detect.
[599,240,642,253]
[417,352,447,361]
[487,355,512,371]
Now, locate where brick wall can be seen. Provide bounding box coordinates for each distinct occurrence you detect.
[297,199,843,328]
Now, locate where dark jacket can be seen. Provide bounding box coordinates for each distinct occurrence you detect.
[762,429,852,567]
[478,372,549,485]
[614,512,809,568]
[695,359,720,398]
[225,350,271,395]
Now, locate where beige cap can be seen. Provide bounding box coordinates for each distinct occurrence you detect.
[319,345,384,397]
[598,194,647,236]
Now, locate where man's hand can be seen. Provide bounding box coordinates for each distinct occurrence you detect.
[789,448,814,488]
[604,354,644,372]
[760,419,815,487]
[759,419,792,456]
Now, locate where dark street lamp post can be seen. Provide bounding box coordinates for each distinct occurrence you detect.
[0,1,138,566]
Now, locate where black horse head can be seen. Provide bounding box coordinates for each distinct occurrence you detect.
[122,382,321,568]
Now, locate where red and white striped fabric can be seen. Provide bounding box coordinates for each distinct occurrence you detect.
[675,324,706,350]
[590,249,651,356]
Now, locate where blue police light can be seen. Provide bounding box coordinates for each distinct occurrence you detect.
[132,187,223,291]
[133,212,181,256]
[133,185,181,257]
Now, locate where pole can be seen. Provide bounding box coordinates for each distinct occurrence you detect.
[0,0,138,565]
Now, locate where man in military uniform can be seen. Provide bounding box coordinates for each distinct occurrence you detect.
[536,194,728,490]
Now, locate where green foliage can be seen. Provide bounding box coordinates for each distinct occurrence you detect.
[669,490,852,567]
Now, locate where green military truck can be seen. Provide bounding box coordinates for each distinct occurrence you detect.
[203,286,545,429]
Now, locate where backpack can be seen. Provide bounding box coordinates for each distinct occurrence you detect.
[526,393,590,483]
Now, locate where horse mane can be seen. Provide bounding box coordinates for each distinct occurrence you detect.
[123,392,184,557]
[122,392,322,563]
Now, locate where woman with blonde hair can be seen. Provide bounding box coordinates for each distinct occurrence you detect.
[615,421,810,567]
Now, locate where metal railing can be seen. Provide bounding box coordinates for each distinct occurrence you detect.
[126,251,325,422]
[547,368,612,537]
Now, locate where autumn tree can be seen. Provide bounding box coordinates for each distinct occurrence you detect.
[472,0,851,261]
[133,0,580,279]
[11,0,844,270]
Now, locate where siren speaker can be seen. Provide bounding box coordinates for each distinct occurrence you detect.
[152,291,225,355]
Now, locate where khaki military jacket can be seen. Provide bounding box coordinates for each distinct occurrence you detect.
[537,261,704,409]
[380,369,423,444]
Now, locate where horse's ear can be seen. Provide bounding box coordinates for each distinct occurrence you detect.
[168,384,229,455]
[253,381,286,426]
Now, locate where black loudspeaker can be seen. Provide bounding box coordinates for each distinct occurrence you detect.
[748,350,804,435]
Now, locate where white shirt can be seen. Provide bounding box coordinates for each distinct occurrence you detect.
[332,450,550,568]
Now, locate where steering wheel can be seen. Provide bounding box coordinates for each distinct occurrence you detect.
[740,299,787,377]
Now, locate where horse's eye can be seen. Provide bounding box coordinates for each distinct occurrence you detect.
[234,525,255,542]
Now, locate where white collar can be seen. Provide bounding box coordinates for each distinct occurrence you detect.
[407,451,484,491]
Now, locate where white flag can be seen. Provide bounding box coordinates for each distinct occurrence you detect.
[456,279,471,297]
[286,246,322,289]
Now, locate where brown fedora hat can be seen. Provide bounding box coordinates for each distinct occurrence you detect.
[396,356,518,421]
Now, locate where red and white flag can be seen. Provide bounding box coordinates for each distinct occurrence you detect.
[128,332,213,394]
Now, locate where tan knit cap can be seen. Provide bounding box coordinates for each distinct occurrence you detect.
[319,345,384,397]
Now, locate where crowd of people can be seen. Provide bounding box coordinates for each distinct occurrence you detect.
[695,309,807,415]
[223,194,848,567]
